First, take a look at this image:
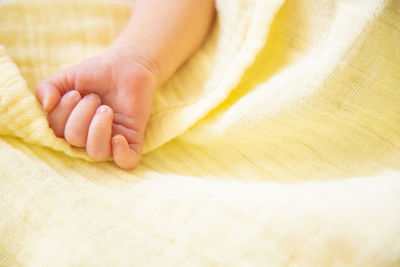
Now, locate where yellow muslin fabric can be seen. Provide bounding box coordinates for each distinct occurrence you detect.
[0,0,400,266]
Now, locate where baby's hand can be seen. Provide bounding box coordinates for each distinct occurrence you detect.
[36,50,157,169]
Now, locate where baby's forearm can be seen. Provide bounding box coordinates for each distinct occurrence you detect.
[110,0,215,86]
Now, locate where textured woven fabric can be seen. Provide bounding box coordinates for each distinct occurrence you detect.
[0,0,399,266]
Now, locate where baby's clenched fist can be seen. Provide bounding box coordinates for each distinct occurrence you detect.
[36,50,157,169]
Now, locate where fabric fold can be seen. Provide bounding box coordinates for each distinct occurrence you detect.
[0,0,399,266]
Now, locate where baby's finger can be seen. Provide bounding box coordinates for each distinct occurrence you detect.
[112,135,142,170]
[48,90,81,137]
[65,94,102,147]
[86,105,113,160]
[36,80,62,113]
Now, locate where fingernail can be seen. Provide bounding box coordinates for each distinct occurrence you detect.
[113,136,122,145]
[42,97,48,108]
[87,93,99,100]
[68,90,80,99]
[97,105,110,113]
[112,138,119,146]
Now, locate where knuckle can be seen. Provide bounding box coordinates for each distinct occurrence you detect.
[64,128,85,147]
[48,121,64,138]
[50,126,64,138]
[87,147,109,161]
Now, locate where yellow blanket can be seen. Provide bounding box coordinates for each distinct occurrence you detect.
[1,0,399,265]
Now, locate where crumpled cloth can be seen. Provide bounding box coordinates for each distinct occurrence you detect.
[0,0,399,266]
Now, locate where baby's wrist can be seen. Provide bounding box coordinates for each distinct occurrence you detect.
[106,45,162,87]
